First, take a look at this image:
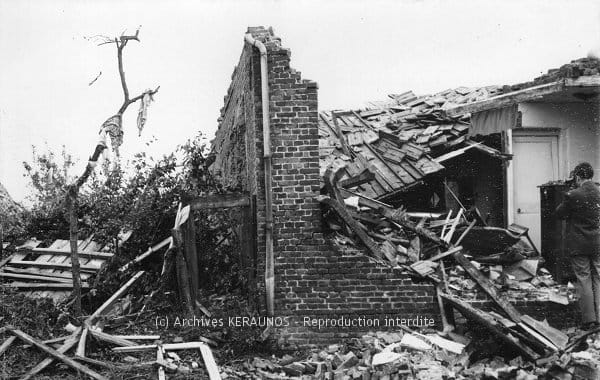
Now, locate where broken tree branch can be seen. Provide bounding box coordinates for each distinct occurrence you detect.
[88,71,102,86]
[111,29,159,115]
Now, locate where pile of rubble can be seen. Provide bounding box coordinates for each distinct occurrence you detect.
[222,327,600,379]
[322,164,572,304]
[315,164,588,374]
[228,330,467,380]
[0,269,221,380]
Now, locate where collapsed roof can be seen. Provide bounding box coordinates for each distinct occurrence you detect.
[319,57,600,201]
[319,87,510,202]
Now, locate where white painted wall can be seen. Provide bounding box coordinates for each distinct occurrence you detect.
[506,101,600,249]
[519,102,600,175]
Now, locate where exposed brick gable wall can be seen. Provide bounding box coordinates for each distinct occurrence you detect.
[210,26,578,347]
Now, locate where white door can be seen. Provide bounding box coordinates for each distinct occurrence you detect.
[512,134,559,250]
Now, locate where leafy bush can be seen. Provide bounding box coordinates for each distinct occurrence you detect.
[21,134,245,308]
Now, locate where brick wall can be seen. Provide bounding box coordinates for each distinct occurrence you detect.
[211,30,261,194]
[210,27,578,348]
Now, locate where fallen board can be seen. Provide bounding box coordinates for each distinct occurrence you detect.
[452,250,522,323]
[3,282,90,289]
[440,293,539,361]
[27,248,113,259]
[0,272,73,283]
[10,328,107,380]
[24,270,144,377]
[318,195,386,263]
[5,261,100,272]
[521,315,568,351]
[1,238,111,303]
[1,267,74,280]
[39,239,96,300]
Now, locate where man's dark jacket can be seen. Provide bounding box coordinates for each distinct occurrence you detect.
[555,181,600,254]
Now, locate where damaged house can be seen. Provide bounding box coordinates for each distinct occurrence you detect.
[3,25,600,380]
[209,26,600,347]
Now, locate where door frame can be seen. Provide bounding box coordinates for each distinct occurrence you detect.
[504,127,567,226]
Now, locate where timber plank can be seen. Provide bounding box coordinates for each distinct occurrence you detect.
[199,343,222,380]
[87,271,145,324]
[11,239,42,262]
[354,156,387,196]
[77,241,105,284]
[452,250,522,322]
[3,282,89,289]
[88,329,136,347]
[190,194,250,210]
[28,248,113,259]
[76,327,88,358]
[318,196,387,263]
[119,237,171,272]
[441,293,539,361]
[10,328,107,380]
[32,239,70,298]
[50,240,99,277]
[2,267,73,279]
[364,142,405,187]
[0,253,14,269]
[183,212,199,303]
[444,81,564,117]
[517,322,557,352]
[10,240,47,298]
[25,270,145,377]
[0,272,73,283]
[388,160,417,184]
[157,345,166,380]
[6,261,99,272]
[339,168,375,189]
[521,315,568,350]
[45,238,90,273]
[0,336,16,355]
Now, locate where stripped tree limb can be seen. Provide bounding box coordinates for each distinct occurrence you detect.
[88,71,102,86]
[66,28,159,316]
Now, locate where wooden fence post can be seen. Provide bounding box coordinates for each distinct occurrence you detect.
[183,209,199,304]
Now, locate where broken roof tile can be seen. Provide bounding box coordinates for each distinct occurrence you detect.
[319,82,512,201]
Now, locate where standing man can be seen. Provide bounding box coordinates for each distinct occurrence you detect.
[556,162,600,329]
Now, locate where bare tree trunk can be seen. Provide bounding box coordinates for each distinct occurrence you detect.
[64,29,159,316]
[67,194,82,316]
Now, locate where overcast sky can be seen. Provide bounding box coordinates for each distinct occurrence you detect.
[1,0,599,202]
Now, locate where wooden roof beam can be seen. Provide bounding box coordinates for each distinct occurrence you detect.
[444,81,565,117]
[190,194,250,210]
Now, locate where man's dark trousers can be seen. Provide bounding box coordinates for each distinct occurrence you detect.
[556,181,600,323]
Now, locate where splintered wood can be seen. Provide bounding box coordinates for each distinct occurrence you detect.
[8,271,146,379]
[112,342,222,380]
[321,167,571,363]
